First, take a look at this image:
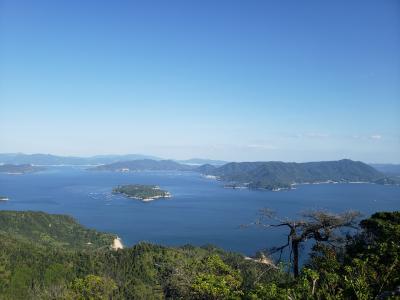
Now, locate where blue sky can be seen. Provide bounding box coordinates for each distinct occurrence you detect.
[0,0,399,162]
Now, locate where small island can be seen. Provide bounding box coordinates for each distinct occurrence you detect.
[112,184,171,202]
[0,196,9,201]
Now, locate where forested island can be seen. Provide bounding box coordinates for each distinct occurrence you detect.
[0,196,9,201]
[0,164,45,174]
[113,184,171,201]
[0,209,398,299]
[196,159,398,190]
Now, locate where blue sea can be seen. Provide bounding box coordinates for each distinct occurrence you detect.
[1,166,399,258]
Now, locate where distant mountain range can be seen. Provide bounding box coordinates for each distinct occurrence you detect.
[196,159,394,190]
[369,164,400,176]
[89,159,193,172]
[0,153,225,166]
[0,153,161,165]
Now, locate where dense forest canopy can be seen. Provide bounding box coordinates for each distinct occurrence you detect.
[0,209,398,299]
[0,211,115,250]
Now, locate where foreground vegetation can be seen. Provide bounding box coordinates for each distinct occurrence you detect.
[0,210,398,299]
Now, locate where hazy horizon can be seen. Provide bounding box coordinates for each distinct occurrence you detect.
[1,0,399,163]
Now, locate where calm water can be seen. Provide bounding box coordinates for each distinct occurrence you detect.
[1,167,399,257]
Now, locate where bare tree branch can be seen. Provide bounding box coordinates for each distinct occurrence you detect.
[247,208,361,277]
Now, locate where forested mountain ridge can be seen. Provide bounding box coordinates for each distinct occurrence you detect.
[196,159,389,189]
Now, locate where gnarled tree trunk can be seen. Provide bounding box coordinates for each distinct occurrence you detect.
[292,239,300,277]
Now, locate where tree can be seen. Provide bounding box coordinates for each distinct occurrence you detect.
[252,209,360,277]
[304,211,400,299]
[345,211,400,298]
[0,253,11,293]
[191,255,243,299]
[8,265,35,300]
[71,275,117,300]
[44,263,72,286]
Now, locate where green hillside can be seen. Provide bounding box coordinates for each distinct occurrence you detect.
[197,159,388,189]
[0,211,115,250]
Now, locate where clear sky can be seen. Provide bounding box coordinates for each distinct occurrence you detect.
[0,0,399,162]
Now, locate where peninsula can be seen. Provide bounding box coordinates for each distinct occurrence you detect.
[113,184,171,202]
